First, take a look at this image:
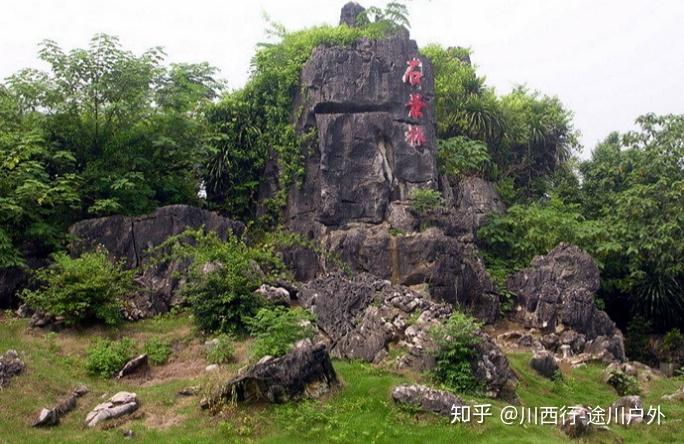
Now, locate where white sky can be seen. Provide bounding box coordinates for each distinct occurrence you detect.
[1,0,683,157]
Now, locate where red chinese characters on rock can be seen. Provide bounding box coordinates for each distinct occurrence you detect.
[406,93,427,119]
[405,125,426,148]
[402,57,424,87]
[402,57,428,148]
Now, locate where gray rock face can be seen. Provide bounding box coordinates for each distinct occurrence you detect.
[339,2,365,27]
[299,272,516,398]
[321,226,499,323]
[530,350,559,379]
[287,33,438,232]
[0,349,25,388]
[69,205,244,317]
[507,243,625,362]
[32,385,88,427]
[391,384,464,416]
[85,392,138,427]
[205,340,337,406]
[452,176,505,229]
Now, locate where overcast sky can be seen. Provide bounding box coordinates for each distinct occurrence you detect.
[1,0,683,157]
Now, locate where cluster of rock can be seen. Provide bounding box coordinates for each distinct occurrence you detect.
[68,205,244,319]
[203,340,338,407]
[84,392,139,427]
[500,244,625,365]
[0,349,25,388]
[299,272,516,399]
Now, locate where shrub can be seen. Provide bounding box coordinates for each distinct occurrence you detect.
[85,338,135,378]
[246,306,315,360]
[143,336,172,365]
[22,250,133,326]
[206,333,235,364]
[606,371,641,396]
[409,188,443,217]
[437,136,491,179]
[430,312,483,393]
[155,228,286,333]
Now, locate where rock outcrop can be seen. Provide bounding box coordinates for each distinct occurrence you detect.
[204,340,337,407]
[0,349,25,388]
[299,272,516,398]
[69,205,244,317]
[257,14,500,323]
[391,384,464,416]
[85,392,139,427]
[507,243,625,362]
[529,350,559,379]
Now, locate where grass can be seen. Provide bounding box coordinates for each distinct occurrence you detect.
[1,311,683,443]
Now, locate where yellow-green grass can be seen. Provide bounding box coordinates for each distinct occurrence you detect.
[1,312,683,443]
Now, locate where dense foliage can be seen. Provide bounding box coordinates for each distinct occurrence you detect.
[143,336,173,365]
[246,306,316,359]
[154,228,286,333]
[430,312,482,393]
[480,114,684,332]
[424,44,579,201]
[85,337,135,378]
[22,250,133,326]
[0,35,220,266]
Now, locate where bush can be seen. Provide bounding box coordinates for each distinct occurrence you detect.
[143,336,172,365]
[606,371,641,396]
[437,136,491,179]
[246,307,315,360]
[155,228,286,333]
[430,312,482,393]
[22,250,133,326]
[206,333,235,364]
[409,188,443,217]
[85,338,135,378]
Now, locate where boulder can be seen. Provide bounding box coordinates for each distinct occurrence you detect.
[116,354,149,379]
[472,335,518,400]
[32,385,88,427]
[0,349,25,388]
[204,340,337,406]
[254,284,291,306]
[530,350,559,379]
[85,392,138,427]
[507,243,625,361]
[69,205,244,317]
[609,395,644,425]
[391,384,465,416]
[559,405,591,438]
